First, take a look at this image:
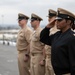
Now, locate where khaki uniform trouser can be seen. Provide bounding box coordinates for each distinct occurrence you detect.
[18,50,30,75]
[30,53,45,75]
[45,55,54,75]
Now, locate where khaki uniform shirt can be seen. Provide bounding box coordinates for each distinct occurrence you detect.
[30,27,45,54]
[45,45,51,55]
[16,25,32,51]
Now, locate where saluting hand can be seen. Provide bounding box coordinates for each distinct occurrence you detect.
[46,17,56,28]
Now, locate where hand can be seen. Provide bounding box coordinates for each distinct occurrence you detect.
[39,60,45,66]
[46,17,56,28]
[24,55,29,62]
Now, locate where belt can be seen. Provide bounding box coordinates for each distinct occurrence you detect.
[31,53,42,56]
[18,50,27,53]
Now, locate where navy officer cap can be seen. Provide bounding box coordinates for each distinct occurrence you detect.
[47,9,56,17]
[31,13,43,21]
[18,13,29,20]
[55,8,75,21]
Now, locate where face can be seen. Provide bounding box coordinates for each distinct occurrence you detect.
[48,16,56,22]
[18,19,27,27]
[30,20,38,28]
[55,19,68,30]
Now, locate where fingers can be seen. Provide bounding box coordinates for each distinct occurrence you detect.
[46,17,56,28]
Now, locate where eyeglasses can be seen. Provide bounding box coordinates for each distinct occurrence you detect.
[49,16,53,19]
[18,19,22,21]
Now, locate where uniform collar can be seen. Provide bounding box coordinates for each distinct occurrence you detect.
[35,26,41,31]
[60,28,71,34]
[23,25,28,29]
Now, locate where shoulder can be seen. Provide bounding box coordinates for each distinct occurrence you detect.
[53,31,61,36]
[68,30,75,42]
[23,26,32,33]
[26,26,32,32]
[35,27,42,34]
[69,30,75,37]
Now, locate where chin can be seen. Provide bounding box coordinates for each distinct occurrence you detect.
[57,27,60,29]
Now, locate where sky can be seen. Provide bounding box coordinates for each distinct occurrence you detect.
[0,0,75,26]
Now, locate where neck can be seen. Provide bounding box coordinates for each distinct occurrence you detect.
[34,24,39,30]
[21,24,26,29]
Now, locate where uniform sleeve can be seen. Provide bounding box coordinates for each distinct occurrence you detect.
[40,27,54,46]
[68,37,75,75]
[25,29,32,44]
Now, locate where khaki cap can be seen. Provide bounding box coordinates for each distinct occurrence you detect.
[31,13,43,21]
[56,8,75,20]
[47,9,56,17]
[18,13,29,20]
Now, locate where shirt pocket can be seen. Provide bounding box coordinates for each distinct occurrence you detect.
[18,33,24,41]
[33,35,44,47]
[32,33,40,42]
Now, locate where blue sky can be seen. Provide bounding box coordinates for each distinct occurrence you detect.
[0,0,75,26]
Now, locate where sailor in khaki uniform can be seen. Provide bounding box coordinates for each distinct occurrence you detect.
[30,13,45,75]
[45,9,59,75]
[16,13,32,75]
